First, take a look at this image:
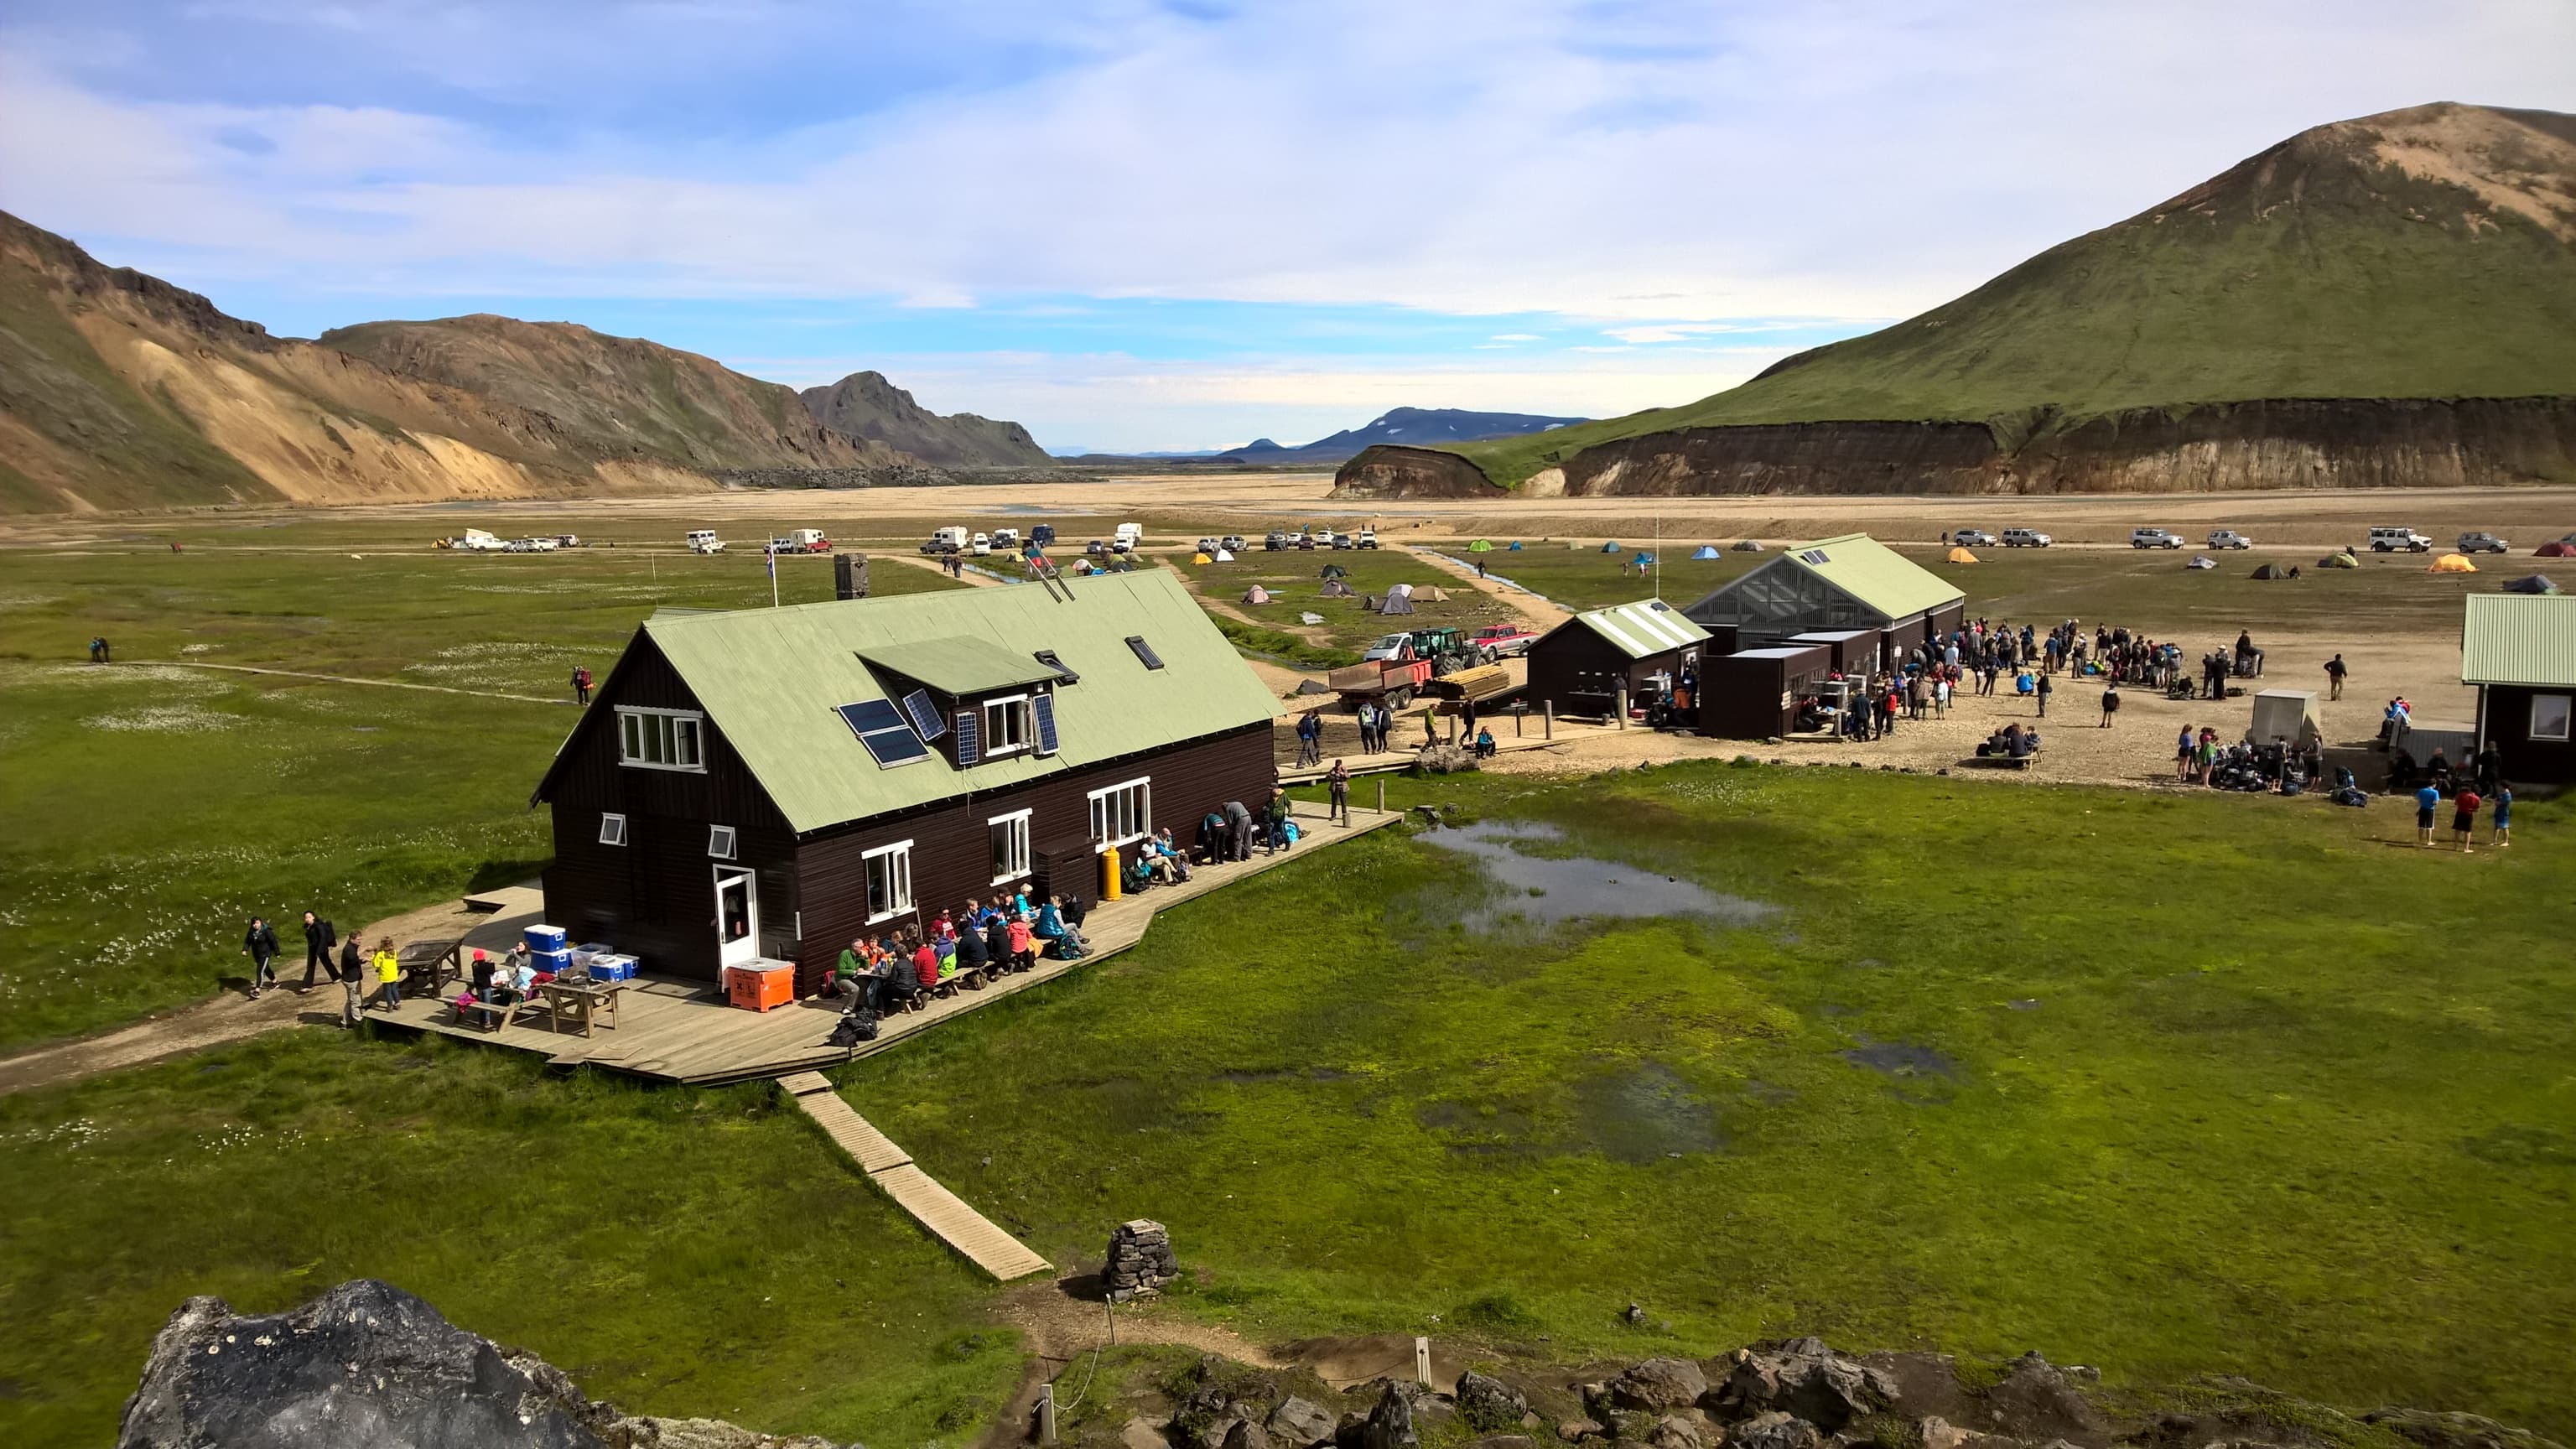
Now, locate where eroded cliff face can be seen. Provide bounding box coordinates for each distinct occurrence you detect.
[1330,397,2576,499]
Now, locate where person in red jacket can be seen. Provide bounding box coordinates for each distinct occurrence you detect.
[911,932,941,991]
[2452,787,2481,853]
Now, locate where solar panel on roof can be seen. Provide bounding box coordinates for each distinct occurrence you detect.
[1031,693,1059,755]
[836,700,927,767]
[901,688,947,740]
[1125,635,1164,670]
[1802,549,1831,564]
[952,709,982,766]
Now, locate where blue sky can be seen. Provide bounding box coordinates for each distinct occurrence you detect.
[4,2,2572,453]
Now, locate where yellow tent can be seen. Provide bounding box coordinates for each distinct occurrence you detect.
[1945,547,1980,564]
[2429,553,2479,574]
[1192,551,1213,564]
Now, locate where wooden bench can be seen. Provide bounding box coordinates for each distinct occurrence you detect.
[453,996,519,1032]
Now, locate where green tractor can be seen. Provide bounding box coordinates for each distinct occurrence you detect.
[1407,626,1487,675]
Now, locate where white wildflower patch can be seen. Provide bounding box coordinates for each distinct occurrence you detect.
[85,704,240,734]
[179,642,221,654]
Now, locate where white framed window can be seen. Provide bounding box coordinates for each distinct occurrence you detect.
[599,813,627,847]
[989,808,1032,884]
[1088,776,1151,848]
[864,839,915,922]
[983,693,1031,756]
[2533,693,2573,742]
[707,824,737,860]
[617,707,706,772]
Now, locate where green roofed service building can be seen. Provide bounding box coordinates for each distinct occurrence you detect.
[1524,598,1713,718]
[532,570,1281,988]
[1681,532,1966,662]
[2461,593,2576,784]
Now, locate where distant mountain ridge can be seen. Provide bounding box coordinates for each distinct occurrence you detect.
[1338,101,2576,499]
[0,211,1054,513]
[798,370,1052,467]
[1224,407,1586,464]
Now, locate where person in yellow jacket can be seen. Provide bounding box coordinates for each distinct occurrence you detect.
[371,937,403,1011]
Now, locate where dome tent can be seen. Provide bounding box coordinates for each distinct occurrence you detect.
[1214,548,1235,562]
[2536,541,2576,558]
[2501,574,2562,595]
[1192,552,1212,564]
[1415,584,1451,601]
[1242,584,1272,604]
[1732,540,1764,552]
[1690,544,1723,560]
[1507,541,1524,550]
[1600,541,1621,553]
[1318,577,1355,597]
[2429,553,2479,574]
[1633,553,1654,567]
[2251,564,2283,579]
[2318,552,2361,569]
[1945,547,1980,564]
[1319,564,1349,579]
[1466,539,1495,553]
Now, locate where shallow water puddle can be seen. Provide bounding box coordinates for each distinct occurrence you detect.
[1417,819,1778,932]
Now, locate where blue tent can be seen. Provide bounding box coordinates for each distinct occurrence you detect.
[1633,553,1654,567]
[1507,541,1523,551]
[1600,541,1621,553]
[1690,544,1722,559]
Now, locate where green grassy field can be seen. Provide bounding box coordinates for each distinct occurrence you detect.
[1166,548,1512,657]
[0,532,960,1049]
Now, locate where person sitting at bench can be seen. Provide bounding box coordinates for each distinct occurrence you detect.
[469,949,496,1000]
[828,936,878,1010]
[908,931,944,998]
[1147,828,1191,883]
[1473,725,1497,757]
[953,911,992,984]
[1035,896,1085,958]
[1123,850,1156,894]
[1006,913,1036,971]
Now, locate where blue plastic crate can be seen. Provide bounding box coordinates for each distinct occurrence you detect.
[524,924,569,953]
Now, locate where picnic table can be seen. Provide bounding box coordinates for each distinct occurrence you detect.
[398,937,464,997]
[538,978,627,1038]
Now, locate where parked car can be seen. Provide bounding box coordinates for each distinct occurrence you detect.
[2367,526,2433,553]
[1084,539,1109,558]
[1331,533,1356,550]
[1308,529,1337,548]
[1030,523,1057,547]
[2001,527,2052,548]
[2457,531,2511,553]
[554,533,584,548]
[2130,527,2184,549]
[1221,535,1248,553]
[1362,632,1417,662]
[1470,623,1539,658]
[2208,530,2254,550]
[1264,531,1289,551]
[1196,538,1221,554]
[990,527,1020,548]
[1954,528,1998,548]
[1356,529,1379,549]
[1295,533,1316,550]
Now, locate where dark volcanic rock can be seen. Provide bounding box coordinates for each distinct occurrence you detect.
[2363,1407,2566,1449]
[1730,1412,1820,1449]
[116,1280,835,1449]
[1612,1359,1711,1413]
[117,1280,600,1449]
[1270,1396,1341,1446]
[1459,1371,1534,1432]
[1979,1353,2103,1441]
[1710,1339,1896,1431]
[1348,1382,1420,1449]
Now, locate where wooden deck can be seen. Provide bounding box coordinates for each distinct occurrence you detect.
[375,800,1403,1085]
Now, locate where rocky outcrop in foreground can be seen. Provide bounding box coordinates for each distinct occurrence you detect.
[1132,1337,2563,1449]
[117,1280,835,1449]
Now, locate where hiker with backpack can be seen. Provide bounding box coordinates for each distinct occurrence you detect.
[299,911,340,994]
[572,666,593,706]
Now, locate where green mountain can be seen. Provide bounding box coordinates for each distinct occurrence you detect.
[1383,102,2576,496]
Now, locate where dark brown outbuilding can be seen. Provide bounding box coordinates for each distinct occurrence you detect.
[1697,645,1834,740]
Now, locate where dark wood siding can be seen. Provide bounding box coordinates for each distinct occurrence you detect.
[787,723,1274,993]
[1526,628,1699,718]
[1698,645,1832,739]
[538,634,800,981]
[2480,684,2576,784]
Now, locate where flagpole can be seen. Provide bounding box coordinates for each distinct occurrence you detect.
[768,542,779,609]
[1654,514,1661,600]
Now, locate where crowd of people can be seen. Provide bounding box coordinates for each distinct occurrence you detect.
[821,888,1087,1019]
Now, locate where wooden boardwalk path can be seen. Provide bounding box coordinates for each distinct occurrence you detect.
[781,1071,1051,1280]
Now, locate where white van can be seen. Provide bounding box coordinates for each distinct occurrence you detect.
[2129,527,2183,549]
[2001,528,2052,548]
[1112,522,1145,553]
[2367,526,2432,553]
[686,530,724,554]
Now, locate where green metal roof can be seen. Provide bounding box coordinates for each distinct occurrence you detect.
[1779,533,1964,621]
[1564,598,1712,659]
[860,635,1065,693]
[2460,594,2576,688]
[597,570,1280,835]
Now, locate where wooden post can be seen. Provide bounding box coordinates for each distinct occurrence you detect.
[1376,777,1386,815]
[1447,714,1460,746]
[1038,1384,1058,1444]
[1545,700,1554,740]
[1616,683,1628,730]
[1415,1337,1431,1386]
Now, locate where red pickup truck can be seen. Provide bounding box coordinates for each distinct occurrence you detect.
[1470,623,1539,658]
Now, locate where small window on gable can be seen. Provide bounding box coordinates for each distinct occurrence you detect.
[599,813,627,847]
[1125,635,1164,670]
[708,824,737,860]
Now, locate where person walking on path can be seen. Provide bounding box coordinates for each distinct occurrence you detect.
[90,636,112,663]
[338,932,367,1028]
[298,911,339,994]
[2491,783,2513,849]
[2414,782,2441,847]
[1327,760,1350,824]
[1295,709,1323,767]
[572,666,593,706]
[2451,787,2482,853]
[371,937,403,1011]
[2324,654,2347,701]
[242,917,280,998]
[1421,704,1440,749]
[2100,683,2121,729]
[2035,673,2051,719]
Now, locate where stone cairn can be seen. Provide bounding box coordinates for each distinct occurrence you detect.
[1103,1219,1179,1301]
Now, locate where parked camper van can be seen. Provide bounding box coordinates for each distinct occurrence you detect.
[2367,526,2433,553]
[458,529,506,552]
[1112,522,1145,553]
[2001,528,2052,548]
[784,528,829,553]
[686,531,724,554]
[924,526,970,554]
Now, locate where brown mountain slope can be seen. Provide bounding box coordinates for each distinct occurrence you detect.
[323,315,905,474]
[0,210,735,513]
[799,370,1052,467]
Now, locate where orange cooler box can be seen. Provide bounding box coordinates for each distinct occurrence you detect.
[725,963,794,1012]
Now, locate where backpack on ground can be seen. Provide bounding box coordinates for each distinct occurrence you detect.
[828,1009,880,1048]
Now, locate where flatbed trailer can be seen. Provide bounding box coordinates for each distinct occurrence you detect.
[1330,658,1434,709]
